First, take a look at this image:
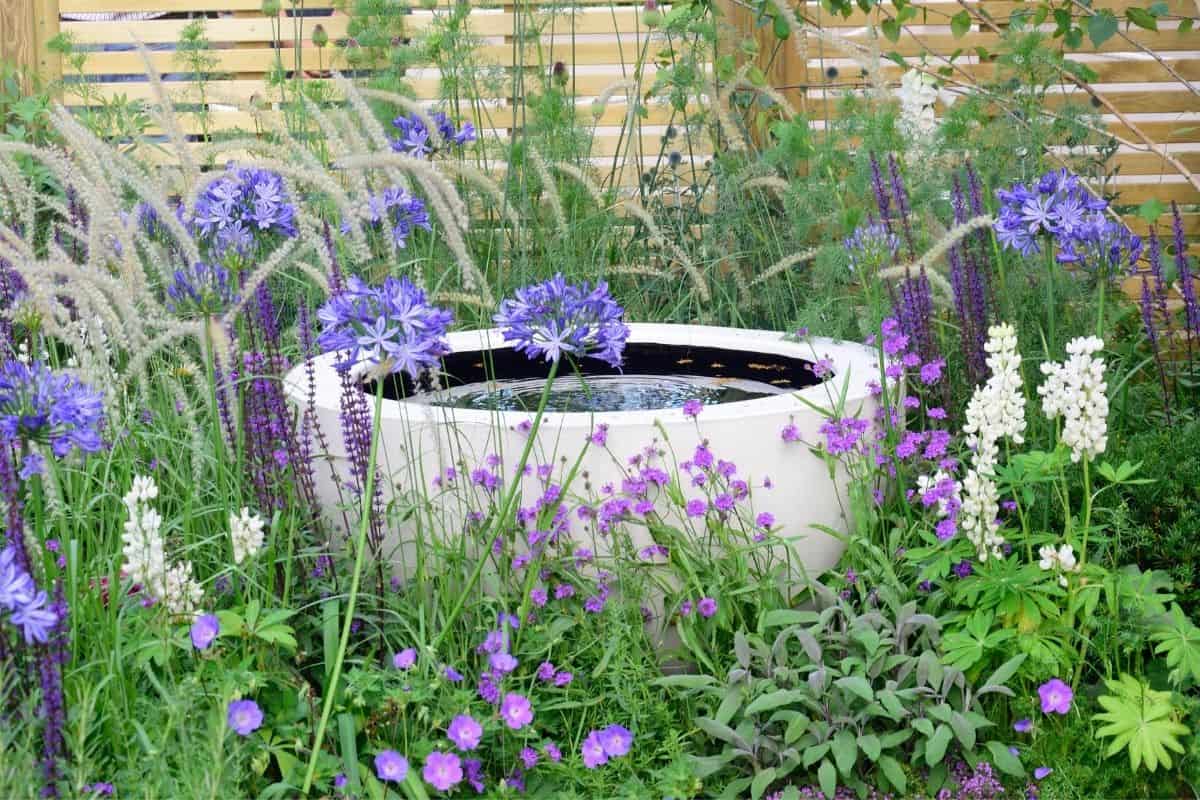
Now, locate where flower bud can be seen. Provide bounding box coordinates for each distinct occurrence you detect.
[551,61,568,88]
[312,24,328,48]
[642,0,661,28]
[261,0,280,15]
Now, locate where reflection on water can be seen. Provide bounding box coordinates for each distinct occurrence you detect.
[414,373,788,413]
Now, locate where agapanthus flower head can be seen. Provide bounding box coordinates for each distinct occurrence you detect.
[227,699,264,736]
[192,166,297,257]
[0,360,104,457]
[317,275,453,379]
[494,274,629,368]
[994,168,1109,258]
[165,261,239,316]
[391,110,476,157]
[354,186,432,250]
[844,220,900,274]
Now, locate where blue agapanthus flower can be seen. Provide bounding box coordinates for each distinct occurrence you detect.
[390,111,477,158]
[843,220,900,273]
[493,274,629,368]
[993,168,1109,257]
[362,186,432,250]
[192,166,298,257]
[165,261,240,316]
[0,361,105,457]
[317,275,453,378]
[2,541,57,643]
[1057,214,1144,276]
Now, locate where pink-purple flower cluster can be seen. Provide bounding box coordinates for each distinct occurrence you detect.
[317,275,453,378]
[493,274,629,368]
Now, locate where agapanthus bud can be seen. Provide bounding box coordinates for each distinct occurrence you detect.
[261,0,280,15]
[312,23,328,48]
[552,60,568,88]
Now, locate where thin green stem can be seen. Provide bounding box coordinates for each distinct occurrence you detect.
[431,358,560,651]
[301,378,386,796]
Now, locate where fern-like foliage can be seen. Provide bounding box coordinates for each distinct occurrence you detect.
[1094,673,1189,773]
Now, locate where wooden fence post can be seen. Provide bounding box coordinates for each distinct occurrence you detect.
[0,0,61,87]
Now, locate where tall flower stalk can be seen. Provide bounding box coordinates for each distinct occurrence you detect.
[302,276,452,795]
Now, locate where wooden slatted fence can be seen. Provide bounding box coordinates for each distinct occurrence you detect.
[0,0,1197,210]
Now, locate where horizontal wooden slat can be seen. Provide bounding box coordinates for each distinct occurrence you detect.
[1127,212,1200,237]
[62,8,658,44]
[801,27,1200,60]
[1109,180,1200,205]
[797,0,1198,27]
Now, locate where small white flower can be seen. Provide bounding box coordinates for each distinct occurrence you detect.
[120,474,204,617]
[1039,336,1108,463]
[230,508,266,565]
[960,468,1003,561]
[1038,543,1079,587]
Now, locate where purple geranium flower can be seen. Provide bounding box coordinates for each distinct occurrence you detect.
[393,648,417,670]
[1014,718,1033,733]
[697,597,718,618]
[581,731,608,768]
[190,613,220,650]
[1038,678,1073,714]
[447,714,483,751]
[500,693,534,730]
[598,724,633,758]
[374,750,409,783]
[423,751,463,792]
[227,699,263,736]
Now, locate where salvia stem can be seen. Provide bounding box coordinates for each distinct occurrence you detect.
[301,377,386,796]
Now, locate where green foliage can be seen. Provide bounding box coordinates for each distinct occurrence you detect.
[1094,674,1189,773]
[663,592,1022,798]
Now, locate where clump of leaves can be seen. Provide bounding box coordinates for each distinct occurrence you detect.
[657,588,1024,799]
[1094,673,1189,773]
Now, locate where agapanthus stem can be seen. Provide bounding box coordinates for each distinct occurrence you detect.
[1044,246,1057,358]
[300,378,385,796]
[432,358,560,652]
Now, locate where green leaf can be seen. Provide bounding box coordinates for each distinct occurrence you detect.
[878,755,908,793]
[653,675,718,690]
[950,10,971,38]
[715,689,743,726]
[1126,7,1158,30]
[1087,10,1119,46]
[818,759,837,799]
[880,17,901,43]
[760,609,820,629]
[982,653,1027,692]
[1136,199,1166,223]
[1095,673,1190,772]
[1180,18,1194,33]
[857,733,881,762]
[832,729,857,775]
[834,675,874,702]
[925,724,953,766]
[695,717,740,745]
[803,743,830,769]
[751,768,777,800]
[985,740,1026,776]
[1152,605,1200,687]
[746,689,809,716]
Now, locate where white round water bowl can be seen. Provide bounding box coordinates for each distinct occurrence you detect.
[286,323,880,588]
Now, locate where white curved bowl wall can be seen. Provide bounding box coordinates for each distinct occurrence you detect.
[286,324,880,589]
